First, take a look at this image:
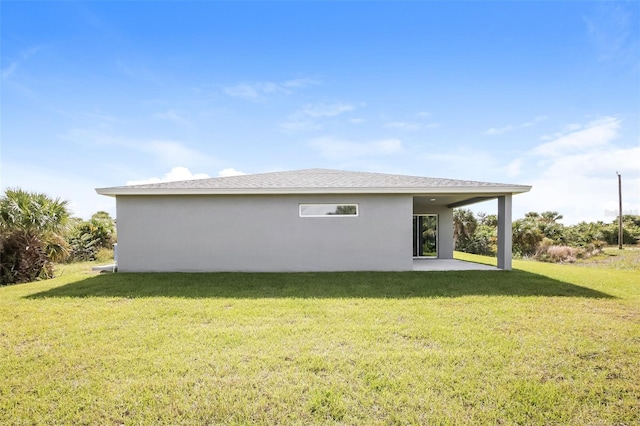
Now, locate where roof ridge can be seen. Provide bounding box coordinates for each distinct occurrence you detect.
[96,168,532,194]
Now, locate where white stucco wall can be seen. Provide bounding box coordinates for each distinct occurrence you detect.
[115,194,414,272]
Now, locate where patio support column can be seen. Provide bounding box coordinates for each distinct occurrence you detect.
[497,194,513,270]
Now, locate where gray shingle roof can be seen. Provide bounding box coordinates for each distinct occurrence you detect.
[96,168,531,195]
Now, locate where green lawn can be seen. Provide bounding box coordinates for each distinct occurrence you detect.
[1,255,638,425]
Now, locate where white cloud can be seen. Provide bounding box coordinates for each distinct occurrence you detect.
[484,124,517,135]
[218,168,246,177]
[279,120,322,133]
[383,111,439,131]
[223,78,318,101]
[384,121,421,131]
[153,110,191,127]
[126,166,210,185]
[309,137,404,160]
[301,102,355,117]
[123,167,246,186]
[1,45,44,79]
[505,159,523,177]
[116,59,163,86]
[223,83,264,101]
[484,116,547,135]
[62,128,213,168]
[541,123,583,140]
[531,116,620,157]
[280,102,356,133]
[584,3,637,63]
[1,62,18,80]
[281,78,318,89]
[518,171,639,225]
[510,116,639,224]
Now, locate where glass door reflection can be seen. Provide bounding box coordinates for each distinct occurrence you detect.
[413,215,437,257]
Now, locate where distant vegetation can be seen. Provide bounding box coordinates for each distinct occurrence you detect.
[454,209,640,263]
[66,211,117,263]
[0,188,115,285]
[3,188,639,284]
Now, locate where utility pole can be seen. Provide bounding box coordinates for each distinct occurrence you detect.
[617,172,623,250]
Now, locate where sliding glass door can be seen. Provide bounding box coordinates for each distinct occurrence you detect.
[413,215,438,258]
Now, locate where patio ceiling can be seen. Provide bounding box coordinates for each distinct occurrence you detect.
[413,194,503,209]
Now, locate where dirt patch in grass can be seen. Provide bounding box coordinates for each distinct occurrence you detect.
[574,246,640,270]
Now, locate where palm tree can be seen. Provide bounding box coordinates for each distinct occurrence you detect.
[540,211,563,224]
[453,209,478,248]
[536,211,565,244]
[512,218,543,256]
[0,188,71,283]
[0,188,70,235]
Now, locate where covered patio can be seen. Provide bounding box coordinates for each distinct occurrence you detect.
[413,193,517,270]
[412,258,499,271]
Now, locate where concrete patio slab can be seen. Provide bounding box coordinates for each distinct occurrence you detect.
[91,264,117,273]
[413,259,500,271]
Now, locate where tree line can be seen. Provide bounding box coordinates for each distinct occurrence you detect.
[454,209,640,262]
[3,188,639,284]
[0,189,116,285]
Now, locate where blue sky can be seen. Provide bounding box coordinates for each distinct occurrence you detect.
[2,1,639,223]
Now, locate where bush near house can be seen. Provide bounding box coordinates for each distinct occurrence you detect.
[454,211,497,256]
[66,211,116,262]
[0,231,55,283]
[1,189,117,285]
[454,209,639,263]
[0,189,71,284]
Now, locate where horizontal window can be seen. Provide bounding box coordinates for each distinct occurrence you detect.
[299,203,359,217]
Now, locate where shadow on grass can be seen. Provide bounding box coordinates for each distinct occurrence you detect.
[26,270,613,299]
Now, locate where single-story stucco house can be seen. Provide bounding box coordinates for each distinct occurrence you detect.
[96,168,531,272]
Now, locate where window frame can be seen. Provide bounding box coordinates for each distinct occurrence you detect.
[298,203,359,218]
[413,214,438,258]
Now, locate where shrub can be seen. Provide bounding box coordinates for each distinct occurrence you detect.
[95,248,114,263]
[533,239,603,264]
[456,232,496,256]
[536,245,578,263]
[65,212,116,262]
[1,189,71,285]
[0,231,54,285]
[512,218,543,257]
[66,232,99,262]
[460,210,629,261]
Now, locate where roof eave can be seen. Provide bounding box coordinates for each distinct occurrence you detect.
[95,185,532,197]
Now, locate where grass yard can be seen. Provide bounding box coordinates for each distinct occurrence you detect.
[574,246,640,270]
[1,254,639,425]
